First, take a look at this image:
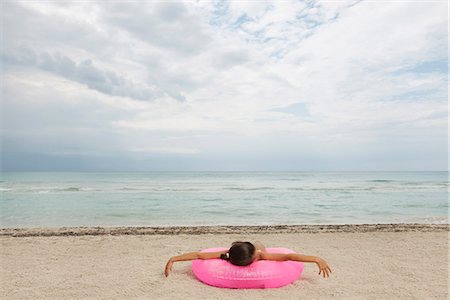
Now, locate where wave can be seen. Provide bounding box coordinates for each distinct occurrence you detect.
[223,187,276,191]
[64,187,81,191]
[287,187,376,191]
[48,187,98,192]
[396,203,449,209]
[2,179,447,194]
[201,210,227,215]
[120,187,140,191]
[10,186,97,193]
[368,180,395,183]
[128,188,204,192]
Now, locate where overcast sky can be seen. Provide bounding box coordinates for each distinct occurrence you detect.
[1,0,447,171]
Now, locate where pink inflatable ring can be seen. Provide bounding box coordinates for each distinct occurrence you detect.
[192,247,304,289]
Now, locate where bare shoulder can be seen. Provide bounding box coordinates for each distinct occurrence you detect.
[253,241,266,252]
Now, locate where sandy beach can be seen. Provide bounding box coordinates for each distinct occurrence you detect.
[1,224,448,299]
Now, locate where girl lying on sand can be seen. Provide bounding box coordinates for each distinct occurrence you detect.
[164,241,331,278]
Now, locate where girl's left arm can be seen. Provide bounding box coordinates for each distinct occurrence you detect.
[164,250,227,277]
[260,252,332,278]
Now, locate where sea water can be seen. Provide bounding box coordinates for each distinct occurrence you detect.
[0,172,448,227]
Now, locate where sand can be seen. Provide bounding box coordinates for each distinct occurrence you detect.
[0,224,448,299]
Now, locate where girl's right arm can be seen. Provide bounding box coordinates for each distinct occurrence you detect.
[164,250,227,277]
[260,252,332,278]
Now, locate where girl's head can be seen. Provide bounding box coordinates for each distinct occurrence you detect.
[220,241,256,266]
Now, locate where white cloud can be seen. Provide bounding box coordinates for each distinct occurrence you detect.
[1,0,447,170]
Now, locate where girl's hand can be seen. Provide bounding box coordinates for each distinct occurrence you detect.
[315,257,332,278]
[164,259,173,277]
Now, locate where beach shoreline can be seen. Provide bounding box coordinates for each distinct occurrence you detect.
[1,223,448,237]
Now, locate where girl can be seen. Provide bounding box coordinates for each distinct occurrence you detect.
[164,241,331,278]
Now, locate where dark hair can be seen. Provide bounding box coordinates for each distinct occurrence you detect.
[220,241,256,266]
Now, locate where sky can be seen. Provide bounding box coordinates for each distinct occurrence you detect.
[1,0,448,171]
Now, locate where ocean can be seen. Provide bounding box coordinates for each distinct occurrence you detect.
[0,171,448,228]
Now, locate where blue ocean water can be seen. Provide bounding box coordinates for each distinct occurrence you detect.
[0,172,448,227]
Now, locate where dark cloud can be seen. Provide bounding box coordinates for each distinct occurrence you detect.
[2,48,160,101]
[1,1,203,102]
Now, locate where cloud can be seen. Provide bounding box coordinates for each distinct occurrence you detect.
[1,0,447,171]
[101,1,212,55]
[215,49,250,69]
[2,47,160,101]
